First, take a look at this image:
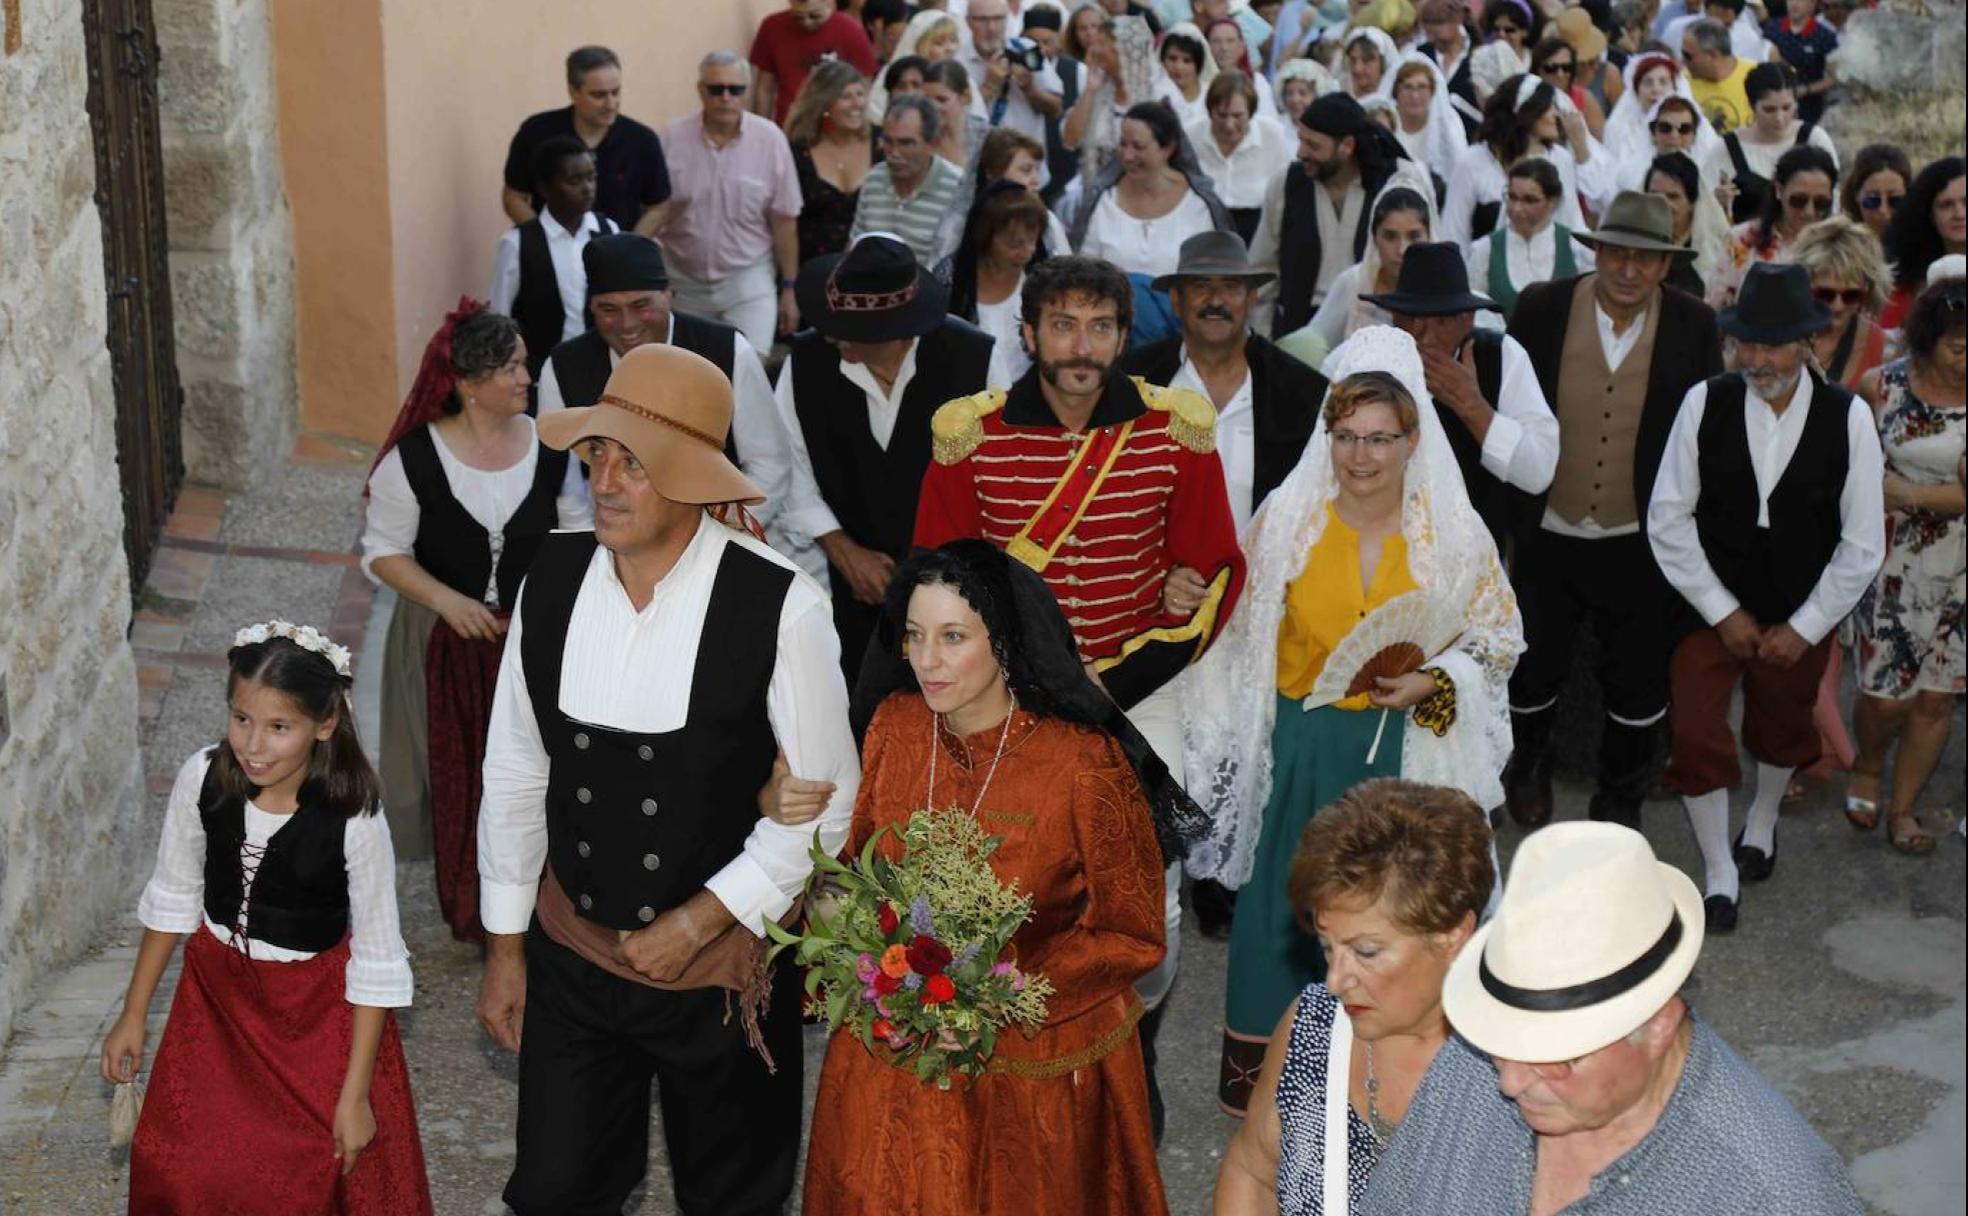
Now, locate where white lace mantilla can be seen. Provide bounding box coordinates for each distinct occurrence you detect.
[1175,327,1525,885]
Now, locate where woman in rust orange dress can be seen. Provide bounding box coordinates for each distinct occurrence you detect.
[803,539,1203,1215]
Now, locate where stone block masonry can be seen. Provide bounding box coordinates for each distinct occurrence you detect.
[154,0,298,489]
[0,0,148,1053]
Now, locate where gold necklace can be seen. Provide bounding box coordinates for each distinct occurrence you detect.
[925,695,1017,816]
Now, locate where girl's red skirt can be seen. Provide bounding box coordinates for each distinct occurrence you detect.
[129,928,432,1215]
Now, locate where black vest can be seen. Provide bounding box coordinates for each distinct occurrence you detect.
[1276,163,1385,336]
[513,214,617,378]
[396,426,568,613]
[547,314,742,463]
[1722,125,1817,224]
[1434,330,1517,555]
[197,749,351,953]
[786,318,997,560]
[1692,372,1850,625]
[520,530,791,931]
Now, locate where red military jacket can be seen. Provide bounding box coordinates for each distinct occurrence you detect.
[913,371,1246,710]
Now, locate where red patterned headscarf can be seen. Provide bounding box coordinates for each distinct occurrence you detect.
[365,296,489,489]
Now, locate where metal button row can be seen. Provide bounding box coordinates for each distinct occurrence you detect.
[575,842,659,870]
[571,733,655,763]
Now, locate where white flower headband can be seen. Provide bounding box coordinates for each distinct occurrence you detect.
[232,619,354,678]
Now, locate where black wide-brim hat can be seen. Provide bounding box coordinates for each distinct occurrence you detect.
[795,234,950,343]
[1719,262,1833,345]
[1358,241,1499,316]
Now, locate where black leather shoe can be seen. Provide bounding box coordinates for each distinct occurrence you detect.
[1504,759,1554,829]
[1704,893,1740,933]
[1192,878,1238,940]
[1731,831,1777,883]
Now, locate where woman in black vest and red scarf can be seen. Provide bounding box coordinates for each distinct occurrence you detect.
[361,302,590,941]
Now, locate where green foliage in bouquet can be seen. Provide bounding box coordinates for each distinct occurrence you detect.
[765,809,1054,1089]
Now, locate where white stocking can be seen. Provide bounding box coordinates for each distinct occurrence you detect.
[1741,762,1791,854]
[1681,789,1737,901]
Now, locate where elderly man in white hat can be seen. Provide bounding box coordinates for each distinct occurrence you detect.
[1359,822,1863,1216]
[475,342,860,1215]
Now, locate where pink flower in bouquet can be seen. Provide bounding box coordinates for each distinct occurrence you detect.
[922,974,957,1005]
[855,953,878,983]
[879,944,911,978]
[906,934,954,976]
[991,962,1014,977]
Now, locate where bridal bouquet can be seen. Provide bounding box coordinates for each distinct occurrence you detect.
[766,809,1054,1088]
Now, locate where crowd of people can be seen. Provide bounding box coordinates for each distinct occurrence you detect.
[96,0,1963,1213]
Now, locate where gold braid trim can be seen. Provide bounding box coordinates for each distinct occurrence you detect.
[984,997,1145,1078]
[1412,665,1457,737]
[1135,378,1218,454]
[930,389,1009,465]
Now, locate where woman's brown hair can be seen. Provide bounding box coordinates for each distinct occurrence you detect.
[1288,777,1495,937]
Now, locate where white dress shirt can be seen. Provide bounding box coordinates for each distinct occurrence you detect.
[1170,348,1259,535]
[1462,333,1562,496]
[477,519,860,936]
[139,749,414,1008]
[535,322,793,535]
[1468,225,1598,330]
[1186,114,1296,210]
[1647,373,1887,644]
[487,209,609,343]
[361,418,594,588]
[773,337,1015,547]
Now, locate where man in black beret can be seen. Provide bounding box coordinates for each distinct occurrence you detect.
[1249,92,1409,338]
[539,233,795,553]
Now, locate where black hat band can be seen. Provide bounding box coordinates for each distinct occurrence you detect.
[1478,911,1684,1013]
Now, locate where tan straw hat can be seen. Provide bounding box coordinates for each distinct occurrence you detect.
[536,343,763,506]
[1442,822,1704,1064]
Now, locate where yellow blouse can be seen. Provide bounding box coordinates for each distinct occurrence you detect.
[1276,503,1419,706]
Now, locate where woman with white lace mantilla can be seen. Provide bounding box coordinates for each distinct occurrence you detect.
[1177,327,1524,1116]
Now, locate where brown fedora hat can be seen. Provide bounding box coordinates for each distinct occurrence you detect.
[536,343,764,506]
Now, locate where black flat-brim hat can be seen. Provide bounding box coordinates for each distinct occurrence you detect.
[795,233,950,343]
[1358,242,1499,316]
[1150,230,1276,290]
[1718,262,1833,345]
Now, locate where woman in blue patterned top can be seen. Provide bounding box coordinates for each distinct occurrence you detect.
[1214,778,1495,1216]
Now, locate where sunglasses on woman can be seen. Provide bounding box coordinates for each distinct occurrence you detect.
[1542,60,1575,76]
[1859,192,1904,212]
[1651,120,1695,136]
[1812,286,1866,306]
[1784,193,1833,215]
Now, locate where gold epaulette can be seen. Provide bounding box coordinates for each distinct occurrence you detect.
[930,389,1008,465]
[1134,378,1218,454]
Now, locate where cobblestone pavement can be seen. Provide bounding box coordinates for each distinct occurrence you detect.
[1,445,1961,1215]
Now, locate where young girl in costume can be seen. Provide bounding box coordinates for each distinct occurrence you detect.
[100,621,432,1215]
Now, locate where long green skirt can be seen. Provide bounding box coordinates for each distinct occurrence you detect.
[1224,697,1404,1040]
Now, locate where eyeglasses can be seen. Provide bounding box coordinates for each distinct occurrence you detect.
[1812,286,1867,306]
[1541,60,1576,76]
[1859,191,1904,212]
[703,83,747,97]
[1784,193,1833,215]
[1651,120,1695,136]
[1330,429,1412,452]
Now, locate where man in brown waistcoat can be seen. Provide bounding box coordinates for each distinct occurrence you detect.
[1501,193,1724,831]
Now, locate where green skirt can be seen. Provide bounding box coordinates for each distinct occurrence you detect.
[1224,696,1404,1040]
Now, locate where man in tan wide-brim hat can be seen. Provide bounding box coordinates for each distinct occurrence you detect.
[478,340,861,1214]
[1358,822,1863,1216]
[536,341,764,508]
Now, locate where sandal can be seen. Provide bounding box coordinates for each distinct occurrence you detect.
[1784,777,1808,805]
[1844,795,1881,831]
[1888,813,1936,856]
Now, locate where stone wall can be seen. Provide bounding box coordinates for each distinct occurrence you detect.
[155,0,296,488]
[0,0,148,1051]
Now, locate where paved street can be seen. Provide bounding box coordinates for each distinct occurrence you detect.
[0,448,1961,1215]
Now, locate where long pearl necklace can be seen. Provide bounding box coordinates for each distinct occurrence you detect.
[925,695,1017,816]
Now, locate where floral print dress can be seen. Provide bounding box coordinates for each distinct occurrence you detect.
[1852,359,1966,698]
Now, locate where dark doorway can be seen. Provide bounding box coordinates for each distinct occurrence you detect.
[83,0,184,592]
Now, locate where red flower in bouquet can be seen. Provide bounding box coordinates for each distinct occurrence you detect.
[872,1018,896,1041]
[877,903,901,936]
[905,934,953,976]
[921,974,957,1005]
